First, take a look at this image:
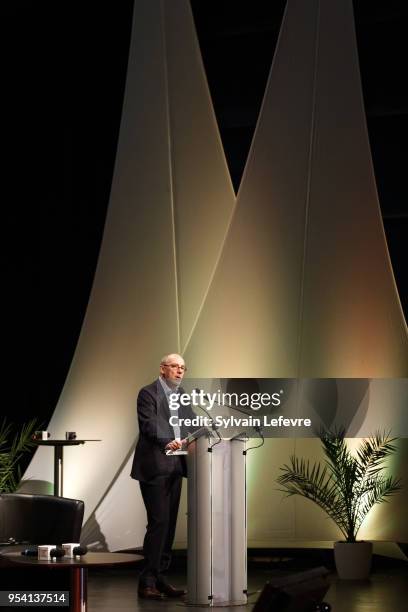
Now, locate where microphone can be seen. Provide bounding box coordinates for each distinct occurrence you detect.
[193,389,218,431]
[245,423,265,454]
[193,389,222,448]
[62,543,88,557]
[23,546,66,559]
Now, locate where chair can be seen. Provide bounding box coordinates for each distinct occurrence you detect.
[0,493,84,545]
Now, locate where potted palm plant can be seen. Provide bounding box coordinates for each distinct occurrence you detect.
[277,429,402,579]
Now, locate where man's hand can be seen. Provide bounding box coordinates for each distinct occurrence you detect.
[165,439,183,451]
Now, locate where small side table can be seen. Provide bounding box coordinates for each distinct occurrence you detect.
[33,440,101,496]
[2,551,142,612]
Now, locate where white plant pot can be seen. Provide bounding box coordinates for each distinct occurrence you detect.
[334,541,373,580]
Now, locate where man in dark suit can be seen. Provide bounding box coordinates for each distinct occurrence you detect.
[131,353,195,600]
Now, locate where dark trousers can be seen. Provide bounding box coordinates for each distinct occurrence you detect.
[139,475,182,587]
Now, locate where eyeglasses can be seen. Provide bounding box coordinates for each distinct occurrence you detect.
[161,363,187,372]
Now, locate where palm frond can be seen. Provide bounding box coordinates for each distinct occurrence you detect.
[276,427,402,542]
[277,455,350,539]
[356,431,398,477]
[0,418,41,493]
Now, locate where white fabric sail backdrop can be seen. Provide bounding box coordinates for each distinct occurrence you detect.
[24,0,408,552]
[23,0,235,540]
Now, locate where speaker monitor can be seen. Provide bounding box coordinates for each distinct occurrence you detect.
[253,566,331,612]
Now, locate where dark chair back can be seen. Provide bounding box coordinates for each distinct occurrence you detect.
[0,493,84,545]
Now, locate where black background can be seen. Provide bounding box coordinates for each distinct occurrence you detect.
[3,1,407,427]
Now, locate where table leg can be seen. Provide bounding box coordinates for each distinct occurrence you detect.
[70,567,87,612]
[54,445,64,496]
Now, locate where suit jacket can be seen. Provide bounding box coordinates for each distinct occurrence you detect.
[130,379,195,482]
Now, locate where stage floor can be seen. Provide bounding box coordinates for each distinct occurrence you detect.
[87,561,408,611]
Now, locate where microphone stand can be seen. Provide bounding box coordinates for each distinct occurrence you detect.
[196,390,265,453]
[192,399,222,449]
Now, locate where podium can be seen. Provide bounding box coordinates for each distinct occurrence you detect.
[186,433,247,606]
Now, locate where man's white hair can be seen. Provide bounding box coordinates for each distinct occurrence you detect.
[160,353,184,365]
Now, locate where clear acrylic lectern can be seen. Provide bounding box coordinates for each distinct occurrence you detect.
[186,432,247,606]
